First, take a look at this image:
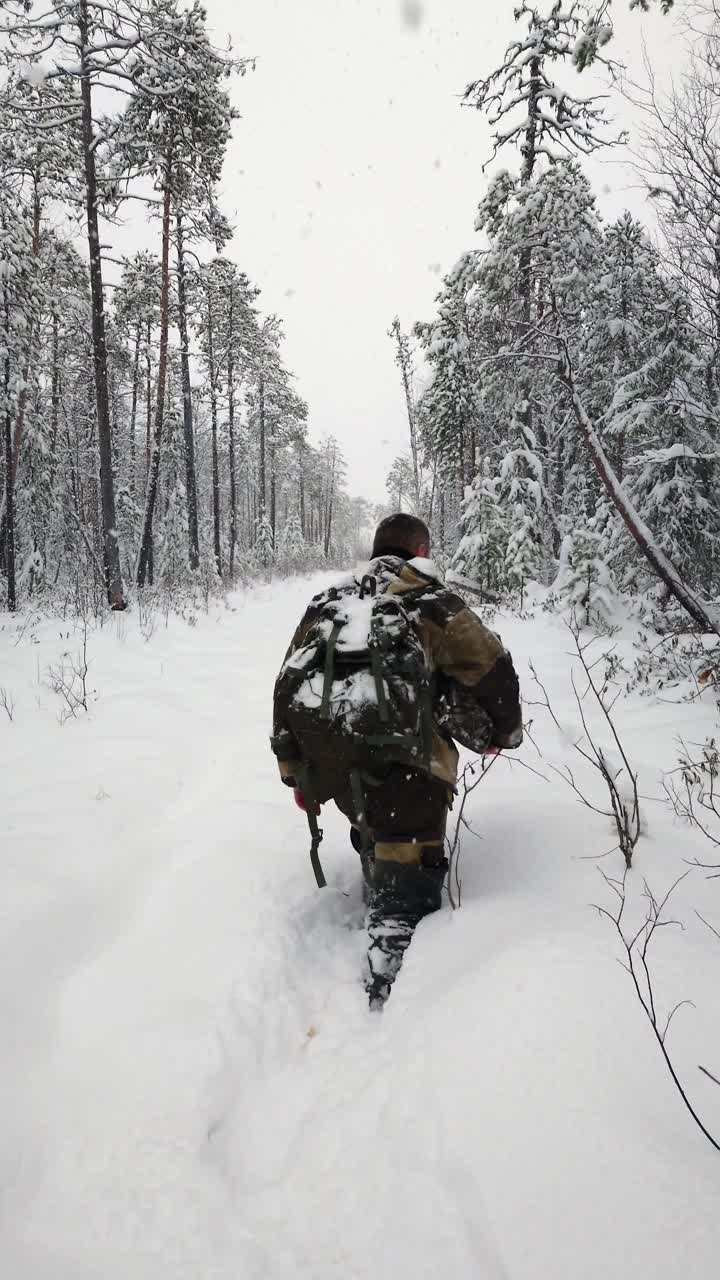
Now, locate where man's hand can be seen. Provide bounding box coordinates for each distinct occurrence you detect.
[294,787,321,814]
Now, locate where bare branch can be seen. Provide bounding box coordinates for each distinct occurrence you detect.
[596,869,720,1153]
[699,1065,720,1089]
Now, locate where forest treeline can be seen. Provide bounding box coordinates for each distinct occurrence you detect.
[388,0,720,629]
[0,0,371,614]
[1,0,713,626]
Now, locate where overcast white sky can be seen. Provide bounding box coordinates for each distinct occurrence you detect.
[203,0,679,501]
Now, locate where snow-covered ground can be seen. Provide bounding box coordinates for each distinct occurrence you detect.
[1,577,719,1279]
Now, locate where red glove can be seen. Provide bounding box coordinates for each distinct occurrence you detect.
[294,787,320,814]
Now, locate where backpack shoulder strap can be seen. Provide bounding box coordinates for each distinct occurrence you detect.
[295,766,326,888]
[320,619,343,719]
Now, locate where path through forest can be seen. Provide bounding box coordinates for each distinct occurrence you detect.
[1,576,720,1278]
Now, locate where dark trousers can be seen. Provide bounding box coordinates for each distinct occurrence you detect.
[334,764,450,882]
[333,765,451,1004]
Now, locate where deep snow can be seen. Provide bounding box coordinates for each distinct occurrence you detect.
[1,577,720,1279]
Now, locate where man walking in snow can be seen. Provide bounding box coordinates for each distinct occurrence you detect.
[271,513,522,1007]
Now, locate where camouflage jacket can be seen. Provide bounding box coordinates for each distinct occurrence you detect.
[273,554,522,788]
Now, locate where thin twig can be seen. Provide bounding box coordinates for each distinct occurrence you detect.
[446,758,497,909]
[696,911,720,943]
[528,660,563,732]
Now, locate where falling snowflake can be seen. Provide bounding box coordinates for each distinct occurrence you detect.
[401,1,424,31]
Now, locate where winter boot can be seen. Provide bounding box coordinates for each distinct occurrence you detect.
[365,855,446,1010]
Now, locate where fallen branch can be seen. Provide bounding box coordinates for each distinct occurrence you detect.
[557,340,720,641]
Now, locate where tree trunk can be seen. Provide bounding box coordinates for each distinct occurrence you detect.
[3,314,16,611]
[390,318,421,509]
[206,289,222,577]
[145,320,152,477]
[109,364,119,475]
[137,167,172,589]
[174,213,200,571]
[515,52,543,493]
[0,177,40,564]
[227,285,237,577]
[518,56,540,317]
[712,221,720,405]
[41,311,62,578]
[129,323,141,500]
[258,372,266,517]
[248,477,255,546]
[427,458,437,526]
[269,422,276,546]
[47,309,61,484]
[79,0,125,609]
[615,246,631,481]
[324,443,336,558]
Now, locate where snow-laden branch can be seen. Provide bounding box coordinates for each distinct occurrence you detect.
[556,341,720,639]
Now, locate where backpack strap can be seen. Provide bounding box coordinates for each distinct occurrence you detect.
[419,675,435,763]
[350,769,373,852]
[369,644,390,722]
[359,574,377,599]
[320,619,343,719]
[296,767,327,888]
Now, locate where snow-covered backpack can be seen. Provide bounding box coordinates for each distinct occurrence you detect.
[272,572,434,882]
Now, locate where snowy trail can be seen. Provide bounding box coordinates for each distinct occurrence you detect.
[2,579,720,1278]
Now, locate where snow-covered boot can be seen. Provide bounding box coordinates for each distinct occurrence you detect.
[365,858,446,1010]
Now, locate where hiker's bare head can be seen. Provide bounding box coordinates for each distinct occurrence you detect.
[371,513,430,561]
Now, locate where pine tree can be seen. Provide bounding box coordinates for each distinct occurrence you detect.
[420,3,619,578]
[115,0,246,588]
[414,253,479,534]
[385,454,415,511]
[464,2,618,184]
[0,72,82,577]
[201,259,261,577]
[155,397,188,587]
[0,197,38,610]
[113,252,161,497]
[555,506,616,626]
[636,21,720,404]
[0,2,323,609]
[253,512,275,570]
[614,293,720,595]
[501,407,545,604]
[0,0,182,607]
[452,458,507,596]
[276,513,306,574]
[388,317,422,510]
[582,214,666,480]
[473,159,603,559]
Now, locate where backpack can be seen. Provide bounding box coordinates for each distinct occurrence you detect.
[272,572,435,815]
